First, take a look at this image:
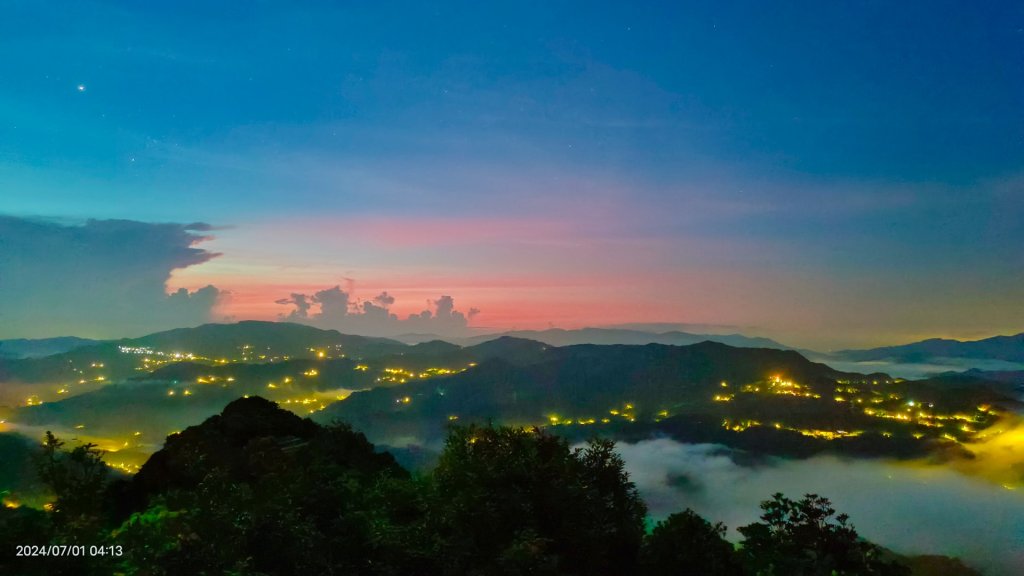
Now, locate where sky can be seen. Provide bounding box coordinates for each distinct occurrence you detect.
[1,1,1022,348]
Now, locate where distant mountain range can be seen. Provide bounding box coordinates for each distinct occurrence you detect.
[0,337,99,359]
[8,324,1024,367]
[395,327,794,349]
[0,323,790,392]
[832,333,1024,363]
[5,323,1023,405]
[3,321,1020,470]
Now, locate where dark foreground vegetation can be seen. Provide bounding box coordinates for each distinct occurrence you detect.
[0,397,975,576]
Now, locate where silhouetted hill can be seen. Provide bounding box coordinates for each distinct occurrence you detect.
[131,321,408,359]
[953,369,1024,402]
[897,372,1024,409]
[317,342,878,444]
[0,321,409,390]
[406,339,462,356]
[119,396,404,517]
[958,368,1024,381]
[317,339,1020,459]
[834,333,1024,363]
[463,335,554,364]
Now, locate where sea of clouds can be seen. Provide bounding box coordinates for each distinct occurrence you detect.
[614,438,1024,575]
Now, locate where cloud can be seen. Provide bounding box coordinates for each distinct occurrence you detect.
[312,286,353,319]
[373,291,395,307]
[611,438,1024,576]
[276,284,479,337]
[0,215,223,338]
[274,293,312,320]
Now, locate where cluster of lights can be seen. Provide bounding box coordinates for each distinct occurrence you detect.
[379,367,416,384]
[729,374,999,444]
[109,462,141,474]
[548,402,642,427]
[281,397,328,413]
[547,414,610,426]
[775,422,862,440]
[118,346,155,355]
[375,365,469,384]
[722,418,761,432]
[748,375,822,399]
[860,402,994,442]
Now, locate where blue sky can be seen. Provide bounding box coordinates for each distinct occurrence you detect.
[1,1,1022,347]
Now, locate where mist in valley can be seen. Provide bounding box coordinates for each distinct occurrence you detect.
[614,438,1024,575]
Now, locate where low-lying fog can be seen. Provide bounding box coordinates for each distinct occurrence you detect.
[615,438,1024,575]
[818,357,1024,381]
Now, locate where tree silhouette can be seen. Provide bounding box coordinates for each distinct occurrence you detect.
[0,400,936,576]
[641,508,743,575]
[35,431,109,536]
[429,424,646,576]
[738,493,909,576]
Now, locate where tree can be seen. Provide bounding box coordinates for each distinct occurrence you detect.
[428,424,646,576]
[738,493,909,576]
[641,509,743,576]
[26,432,117,575]
[35,431,109,532]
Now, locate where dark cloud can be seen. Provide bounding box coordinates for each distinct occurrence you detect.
[274,293,312,321]
[0,215,223,338]
[277,285,478,337]
[373,291,395,307]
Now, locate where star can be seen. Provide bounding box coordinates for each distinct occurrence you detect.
[77,84,86,92]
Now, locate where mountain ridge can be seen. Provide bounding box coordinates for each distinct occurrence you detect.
[833,333,1024,363]
[394,327,795,350]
